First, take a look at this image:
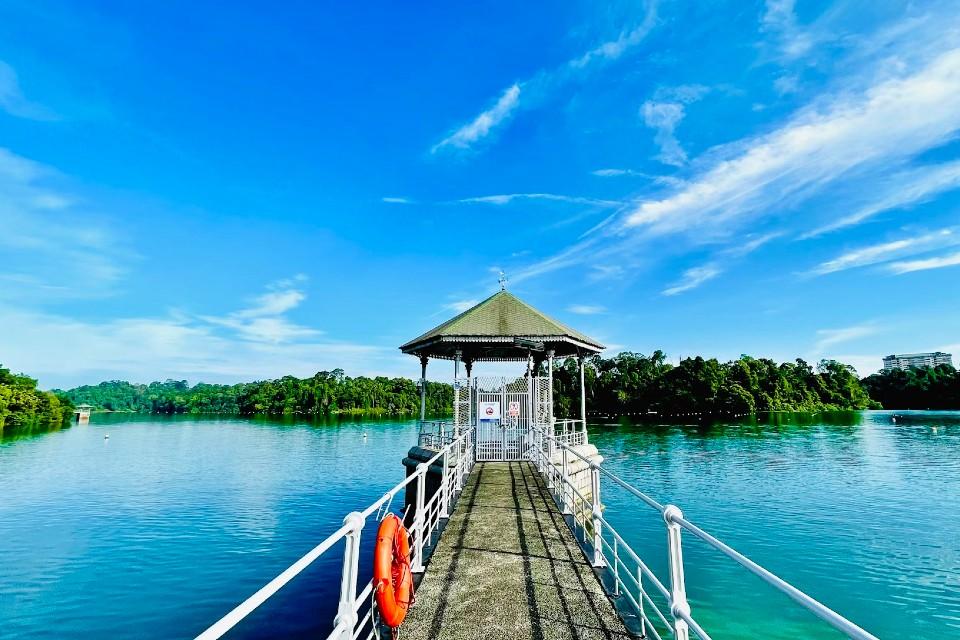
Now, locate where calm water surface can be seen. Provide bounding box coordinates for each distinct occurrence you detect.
[1,412,958,639]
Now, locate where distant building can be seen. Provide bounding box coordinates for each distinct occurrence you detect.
[882,352,953,372]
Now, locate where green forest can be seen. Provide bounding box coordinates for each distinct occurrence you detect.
[59,369,453,416]
[12,352,958,425]
[550,352,880,416]
[862,364,960,409]
[0,365,74,433]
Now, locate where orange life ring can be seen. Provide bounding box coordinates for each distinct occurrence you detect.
[374,513,413,629]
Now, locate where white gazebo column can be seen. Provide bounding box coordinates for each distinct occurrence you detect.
[419,355,429,422]
[578,355,587,427]
[453,350,462,432]
[547,350,555,429]
[465,359,473,429]
[526,352,534,430]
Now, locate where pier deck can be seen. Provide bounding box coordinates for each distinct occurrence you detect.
[404,462,634,640]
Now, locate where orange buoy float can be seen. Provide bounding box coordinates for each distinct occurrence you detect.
[374,513,414,630]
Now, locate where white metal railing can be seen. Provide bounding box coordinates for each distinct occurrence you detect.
[417,419,458,449]
[553,418,587,446]
[527,426,880,640]
[195,428,475,640]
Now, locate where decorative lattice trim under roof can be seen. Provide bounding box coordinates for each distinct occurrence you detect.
[400,290,605,361]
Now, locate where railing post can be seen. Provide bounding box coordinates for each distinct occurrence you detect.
[547,437,555,490]
[638,566,647,639]
[664,505,691,640]
[440,451,450,518]
[412,463,427,573]
[561,447,572,515]
[590,465,605,568]
[612,537,620,596]
[333,511,365,639]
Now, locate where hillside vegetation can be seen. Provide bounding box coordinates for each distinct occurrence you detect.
[0,365,73,432]
[60,369,453,416]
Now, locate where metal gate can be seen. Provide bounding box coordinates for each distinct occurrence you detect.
[473,375,547,461]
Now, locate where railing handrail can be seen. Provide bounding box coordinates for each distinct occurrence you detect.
[533,425,664,512]
[671,514,878,640]
[530,425,879,640]
[195,428,475,640]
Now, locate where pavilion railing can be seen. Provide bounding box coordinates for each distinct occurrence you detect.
[195,428,475,640]
[553,418,587,446]
[527,425,880,640]
[417,419,458,449]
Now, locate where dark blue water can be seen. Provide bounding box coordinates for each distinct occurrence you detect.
[1,412,958,638]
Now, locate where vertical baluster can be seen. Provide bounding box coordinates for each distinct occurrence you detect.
[561,447,572,515]
[613,537,620,597]
[440,451,449,518]
[333,512,365,640]
[412,464,427,573]
[590,465,605,567]
[664,505,690,640]
[638,564,646,639]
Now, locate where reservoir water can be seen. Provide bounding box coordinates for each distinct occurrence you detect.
[1,412,957,639]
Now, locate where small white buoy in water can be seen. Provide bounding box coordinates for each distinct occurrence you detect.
[104,433,110,439]
[892,416,897,423]
[363,432,368,439]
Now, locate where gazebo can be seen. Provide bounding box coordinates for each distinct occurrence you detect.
[400,284,604,460]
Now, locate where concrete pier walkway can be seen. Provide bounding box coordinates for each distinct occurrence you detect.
[403,462,635,640]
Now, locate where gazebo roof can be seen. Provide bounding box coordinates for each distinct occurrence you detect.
[400,290,605,361]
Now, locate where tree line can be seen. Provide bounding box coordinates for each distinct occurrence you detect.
[0,364,74,434]
[50,353,960,419]
[59,369,453,416]
[861,364,960,409]
[550,352,880,416]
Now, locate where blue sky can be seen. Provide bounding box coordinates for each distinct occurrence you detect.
[2,0,959,388]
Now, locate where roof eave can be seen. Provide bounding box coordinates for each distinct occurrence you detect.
[400,334,604,358]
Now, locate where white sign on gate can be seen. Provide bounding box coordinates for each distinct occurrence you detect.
[508,401,520,417]
[478,401,500,421]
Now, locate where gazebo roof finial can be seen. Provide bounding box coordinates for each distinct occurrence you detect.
[498,270,507,291]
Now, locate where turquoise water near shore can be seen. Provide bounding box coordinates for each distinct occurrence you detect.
[1,412,957,638]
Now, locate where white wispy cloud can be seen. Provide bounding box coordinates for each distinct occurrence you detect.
[810,228,960,275]
[592,168,644,177]
[0,61,56,120]
[887,250,960,274]
[662,264,721,296]
[774,74,800,95]
[588,264,625,281]
[725,231,783,258]
[814,324,879,352]
[642,102,688,167]
[567,304,606,315]
[382,196,414,204]
[761,0,816,61]
[569,9,660,69]
[520,29,960,284]
[806,160,960,237]
[641,84,709,167]
[0,147,127,301]
[199,278,320,344]
[626,46,960,235]
[0,305,392,389]
[431,2,658,153]
[457,193,621,207]
[431,84,521,153]
[658,232,782,294]
[443,299,479,313]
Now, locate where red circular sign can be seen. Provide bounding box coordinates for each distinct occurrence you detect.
[485,406,495,416]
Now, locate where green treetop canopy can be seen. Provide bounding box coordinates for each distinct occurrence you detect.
[400,290,605,361]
